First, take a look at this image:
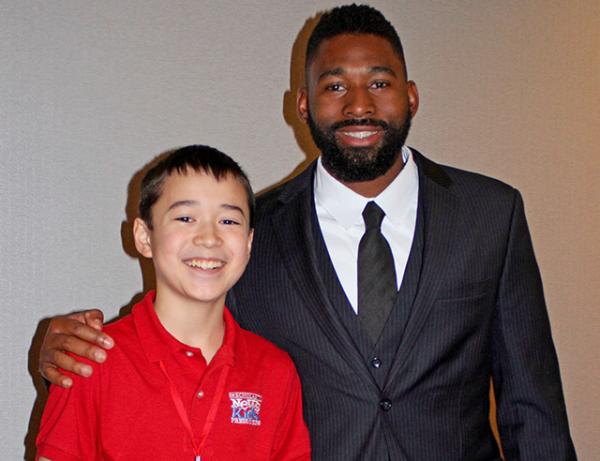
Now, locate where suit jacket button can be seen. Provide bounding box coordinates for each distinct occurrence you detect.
[371,357,382,368]
[379,398,392,411]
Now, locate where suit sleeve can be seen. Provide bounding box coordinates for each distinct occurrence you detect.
[36,359,99,460]
[270,362,311,461]
[491,190,576,460]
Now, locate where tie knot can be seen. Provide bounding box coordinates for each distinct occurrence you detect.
[362,201,385,230]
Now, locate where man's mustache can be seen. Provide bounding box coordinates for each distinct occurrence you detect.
[329,118,389,132]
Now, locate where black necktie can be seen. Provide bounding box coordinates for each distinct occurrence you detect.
[357,201,397,342]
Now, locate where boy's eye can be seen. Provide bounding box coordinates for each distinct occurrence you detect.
[221,219,240,226]
[175,216,193,223]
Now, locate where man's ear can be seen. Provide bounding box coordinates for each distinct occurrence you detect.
[133,218,153,258]
[407,80,419,118]
[296,87,309,123]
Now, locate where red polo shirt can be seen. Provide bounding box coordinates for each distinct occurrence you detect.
[36,291,310,460]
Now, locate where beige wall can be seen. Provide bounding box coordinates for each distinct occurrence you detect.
[1,1,598,459]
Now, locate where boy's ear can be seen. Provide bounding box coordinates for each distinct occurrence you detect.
[246,229,254,257]
[133,218,153,258]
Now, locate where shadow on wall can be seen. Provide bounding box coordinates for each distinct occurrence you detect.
[23,149,171,459]
[261,13,321,194]
[24,319,51,461]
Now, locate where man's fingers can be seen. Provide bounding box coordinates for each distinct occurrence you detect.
[49,346,94,375]
[40,329,107,377]
[39,310,114,384]
[59,332,108,363]
[81,309,105,331]
[41,364,73,388]
[40,348,94,387]
[62,317,114,350]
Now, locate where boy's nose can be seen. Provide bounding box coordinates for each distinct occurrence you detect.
[192,225,221,247]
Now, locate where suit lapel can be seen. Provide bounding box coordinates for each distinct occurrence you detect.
[270,164,378,387]
[385,151,461,387]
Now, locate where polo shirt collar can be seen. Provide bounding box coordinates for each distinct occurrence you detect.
[133,290,237,367]
[314,146,418,228]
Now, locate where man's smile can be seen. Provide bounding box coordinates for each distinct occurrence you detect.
[336,126,383,146]
[340,130,379,139]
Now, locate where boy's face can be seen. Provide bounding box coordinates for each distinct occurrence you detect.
[134,169,253,309]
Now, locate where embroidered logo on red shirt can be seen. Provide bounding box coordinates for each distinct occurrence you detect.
[229,391,262,426]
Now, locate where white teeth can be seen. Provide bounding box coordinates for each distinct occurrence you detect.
[343,131,377,139]
[186,259,224,270]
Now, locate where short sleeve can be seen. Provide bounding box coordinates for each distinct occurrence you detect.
[36,361,99,460]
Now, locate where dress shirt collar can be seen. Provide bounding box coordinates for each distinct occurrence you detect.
[314,146,418,228]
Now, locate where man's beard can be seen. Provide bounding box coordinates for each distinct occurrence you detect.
[307,112,412,182]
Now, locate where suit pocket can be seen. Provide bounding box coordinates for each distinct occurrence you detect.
[436,279,492,301]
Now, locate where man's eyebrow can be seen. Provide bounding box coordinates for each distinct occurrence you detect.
[317,67,345,82]
[369,65,397,77]
[317,66,397,82]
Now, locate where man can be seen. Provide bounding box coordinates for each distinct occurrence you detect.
[39,5,576,460]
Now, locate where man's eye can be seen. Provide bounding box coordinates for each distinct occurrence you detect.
[326,82,345,92]
[175,216,193,223]
[370,81,389,89]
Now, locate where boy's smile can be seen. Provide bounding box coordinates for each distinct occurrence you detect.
[185,258,225,270]
[134,169,253,311]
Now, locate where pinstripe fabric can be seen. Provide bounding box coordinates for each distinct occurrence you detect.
[228,150,576,460]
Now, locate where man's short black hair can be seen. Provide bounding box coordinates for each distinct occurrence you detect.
[305,4,407,76]
[139,145,255,229]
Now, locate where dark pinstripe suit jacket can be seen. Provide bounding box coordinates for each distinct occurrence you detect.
[229,150,576,460]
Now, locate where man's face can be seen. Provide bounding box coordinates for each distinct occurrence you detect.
[298,33,419,182]
[134,169,253,309]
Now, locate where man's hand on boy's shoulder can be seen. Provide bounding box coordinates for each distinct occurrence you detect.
[39,309,115,388]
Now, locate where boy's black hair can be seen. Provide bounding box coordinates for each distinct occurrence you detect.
[305,4,407,77]
[139,145,255,229]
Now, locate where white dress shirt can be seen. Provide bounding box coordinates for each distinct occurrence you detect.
[314,146,419,313]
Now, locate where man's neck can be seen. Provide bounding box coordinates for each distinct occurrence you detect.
[332,153,405,198]
[153,291,225,364]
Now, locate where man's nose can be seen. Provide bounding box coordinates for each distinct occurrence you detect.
[343,87,375,118]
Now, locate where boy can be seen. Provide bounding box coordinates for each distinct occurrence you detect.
[36,145,311,460]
